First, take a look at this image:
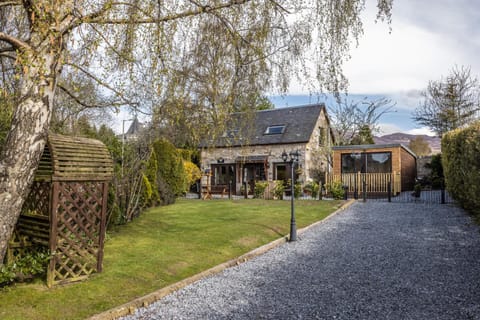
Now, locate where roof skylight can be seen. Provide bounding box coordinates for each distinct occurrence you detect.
[264,125,286,135]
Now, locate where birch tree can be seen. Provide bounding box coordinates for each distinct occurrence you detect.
[0,0,393,262]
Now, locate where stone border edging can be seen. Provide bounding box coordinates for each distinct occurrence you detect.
[88,199,356,320]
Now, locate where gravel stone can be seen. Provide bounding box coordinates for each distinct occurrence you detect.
[120,202,480,320]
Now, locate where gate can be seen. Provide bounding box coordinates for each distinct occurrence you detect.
[375,188,454,204]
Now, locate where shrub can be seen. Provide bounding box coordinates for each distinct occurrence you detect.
[183,160,202,191]
[413,182,422,198]
[0,248,50,287]
[327,181,345,200]
[273,180,285,199]
[425,154,444,189]
[106,183,123,227]
[152,138,187,197]
[304,181,320,199]
[254,181,269,199]
[142,148,161,207]
[143,138,188,206]
[442,121,480,216]
[294,182,303,199]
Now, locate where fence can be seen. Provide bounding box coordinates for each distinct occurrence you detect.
[325,172,401,196]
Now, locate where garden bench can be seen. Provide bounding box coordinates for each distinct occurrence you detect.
[202,185,227,199]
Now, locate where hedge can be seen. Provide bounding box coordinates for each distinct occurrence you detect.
[442,121,480,216]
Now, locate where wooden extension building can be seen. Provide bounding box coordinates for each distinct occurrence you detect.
[329,144,417,195]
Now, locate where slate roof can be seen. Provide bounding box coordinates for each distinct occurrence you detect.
[204,104,327,148]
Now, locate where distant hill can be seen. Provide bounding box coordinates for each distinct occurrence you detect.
[374,133,441,155]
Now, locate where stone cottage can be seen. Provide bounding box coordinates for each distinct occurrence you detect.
[200,104,334,195]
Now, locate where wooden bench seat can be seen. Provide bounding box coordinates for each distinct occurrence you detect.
[202,185,228,199]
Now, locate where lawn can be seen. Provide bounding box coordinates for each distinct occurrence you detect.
[0,198,343,320]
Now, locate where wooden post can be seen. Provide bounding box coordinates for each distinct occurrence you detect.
[97,182,109,273]
[355,171,360,199]
[387,180,392,202]
[324,171,329,196]
[47,181,59,288]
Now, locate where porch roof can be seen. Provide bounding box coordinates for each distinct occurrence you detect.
[235,155,268,163]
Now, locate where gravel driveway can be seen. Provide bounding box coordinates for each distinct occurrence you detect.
[121,202,480,320]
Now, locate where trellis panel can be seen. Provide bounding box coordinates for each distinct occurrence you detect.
[48,181,106,286]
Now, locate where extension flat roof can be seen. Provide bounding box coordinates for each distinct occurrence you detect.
[332,144,417,158]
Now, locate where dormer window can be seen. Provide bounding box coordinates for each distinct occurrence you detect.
[264,125,286,135]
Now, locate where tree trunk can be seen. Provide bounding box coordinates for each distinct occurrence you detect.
[0,55,57,263]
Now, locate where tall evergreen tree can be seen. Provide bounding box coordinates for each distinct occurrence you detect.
[413,65,480,136]
[350,125,375,145]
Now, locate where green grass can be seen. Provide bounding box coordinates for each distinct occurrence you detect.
[0,199,343,320]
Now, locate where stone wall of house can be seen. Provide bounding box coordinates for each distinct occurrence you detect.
[304,108,332,182]
[201,143,308,172]
[201,143,307,194]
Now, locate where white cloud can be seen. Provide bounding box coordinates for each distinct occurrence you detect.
[345,20,452,93]
[406,127,436,136]
[343,0,480,95]
[378,123,403,135]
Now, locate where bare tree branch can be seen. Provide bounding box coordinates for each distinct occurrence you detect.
[64,62,139,108]
[85,0,252,25]
[58,84,130,110]
[87,23,132,61]
[0,32,32,51]
[0,0,21,7]
[0,52,16,60]
[269,0,291,14]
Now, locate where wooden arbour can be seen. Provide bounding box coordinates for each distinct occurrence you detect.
[9,133,113,287]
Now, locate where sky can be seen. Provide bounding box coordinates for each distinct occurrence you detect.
[271,0,480,136]
[115,0,480,136]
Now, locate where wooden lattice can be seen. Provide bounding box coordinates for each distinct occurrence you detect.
[48,181,107,286]
[6,230,32,263]
[22,181,51,217]
[9,134,112,287]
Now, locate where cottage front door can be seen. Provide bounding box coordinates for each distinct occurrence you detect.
[243,164,266,194]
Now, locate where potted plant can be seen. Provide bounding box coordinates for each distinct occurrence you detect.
[412,182,422,198]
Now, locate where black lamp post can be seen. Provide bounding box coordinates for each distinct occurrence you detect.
[282,150,300,242]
